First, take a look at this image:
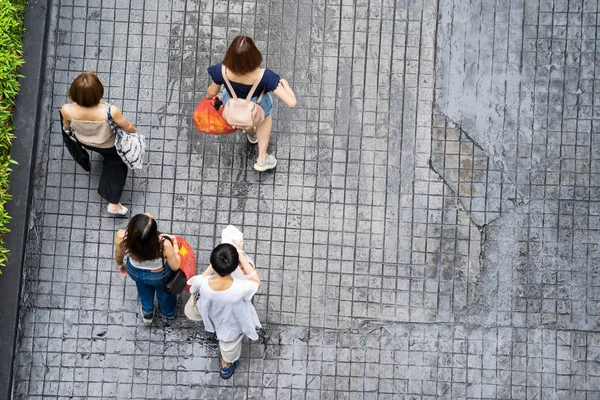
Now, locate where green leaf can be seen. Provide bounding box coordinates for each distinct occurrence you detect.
[0,0,26,272]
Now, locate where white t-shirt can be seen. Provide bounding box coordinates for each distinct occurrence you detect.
[191,275,261,341]
[126,256,163,270]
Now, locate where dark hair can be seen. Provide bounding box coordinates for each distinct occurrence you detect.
[68,71,104,107]
[210,244,239,277]
[222,36,263,75]
[123,214,161,262]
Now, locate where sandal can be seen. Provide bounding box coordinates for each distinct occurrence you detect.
[220,360,239,379]
[254,154,277,172]
[107,205,128,216]
[245,129,258,144]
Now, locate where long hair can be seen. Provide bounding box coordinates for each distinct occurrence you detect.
[122,214,161,261]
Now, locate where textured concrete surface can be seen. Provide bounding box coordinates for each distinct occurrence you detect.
[12,0,600,398]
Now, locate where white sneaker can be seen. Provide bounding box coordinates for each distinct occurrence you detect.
[254,154,277,172]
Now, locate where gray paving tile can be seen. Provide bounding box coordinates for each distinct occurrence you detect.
[13,0,600,397]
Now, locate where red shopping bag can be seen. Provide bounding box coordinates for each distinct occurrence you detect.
[174,236,196,293]
[192,97,236,135]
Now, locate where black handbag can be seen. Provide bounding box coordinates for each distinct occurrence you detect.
[161,236,187,295]
[59,111,91,171]
[163,270,187,295]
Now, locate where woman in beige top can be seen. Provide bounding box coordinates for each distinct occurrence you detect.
[61,72,136,215]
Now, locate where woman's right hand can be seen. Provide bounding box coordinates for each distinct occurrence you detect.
[231,238,243,250]
[206,82,221,99]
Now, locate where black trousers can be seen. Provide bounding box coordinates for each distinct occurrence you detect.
[83,145,128,204]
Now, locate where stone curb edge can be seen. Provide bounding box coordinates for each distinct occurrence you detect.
[0,0,54,398]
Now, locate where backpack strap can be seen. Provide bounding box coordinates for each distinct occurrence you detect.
[221,65,238,100]
[221,65,265,103]
[245,69,265,102]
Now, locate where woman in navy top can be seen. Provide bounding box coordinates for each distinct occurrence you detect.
[206,36,296,172]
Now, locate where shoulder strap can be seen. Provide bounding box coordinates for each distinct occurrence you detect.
[221,66,266,103]
[246,69,265,101]
[160,236,172,268]
[106,105,114,122]
[221,65,239,100]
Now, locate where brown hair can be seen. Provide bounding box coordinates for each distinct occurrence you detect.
[222,36,263,75]
[122,214,162,262]
[68,71,104,107]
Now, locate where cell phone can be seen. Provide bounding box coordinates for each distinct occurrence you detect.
[214,97,223,110]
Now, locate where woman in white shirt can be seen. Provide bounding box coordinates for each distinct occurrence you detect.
[187,243,261,379]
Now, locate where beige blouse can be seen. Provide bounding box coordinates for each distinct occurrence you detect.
[70,103,115,149]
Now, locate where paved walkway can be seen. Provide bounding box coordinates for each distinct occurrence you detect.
[14,0,600,398]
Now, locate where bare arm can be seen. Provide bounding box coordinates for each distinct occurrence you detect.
[201,265,214,276]
[162,237,181,270]
[206,82,221,99]
[110,106,137,133]
[272,79,297,108]
[61,104,72,131]
[186,266,211,291]
[238,251,261,288]
[114,230,127,276]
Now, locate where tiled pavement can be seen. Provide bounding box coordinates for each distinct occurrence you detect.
[13,0,600,398]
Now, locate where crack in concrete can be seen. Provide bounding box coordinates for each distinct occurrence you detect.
[429,112,526,231]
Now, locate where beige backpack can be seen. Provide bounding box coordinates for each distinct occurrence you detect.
[221,65,266,132]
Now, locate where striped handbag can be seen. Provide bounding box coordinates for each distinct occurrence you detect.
[107,105,146,169]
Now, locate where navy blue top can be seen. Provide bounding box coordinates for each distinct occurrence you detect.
[208,63,281,98]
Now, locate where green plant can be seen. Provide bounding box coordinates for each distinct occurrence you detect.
[0,0,26,271]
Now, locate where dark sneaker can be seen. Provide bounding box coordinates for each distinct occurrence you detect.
[158,306,175,320]
[140,306,153,326]
[220,360,239,379]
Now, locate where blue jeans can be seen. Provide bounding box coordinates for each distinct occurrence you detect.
[222,89,273,117]
[126,259,177,318]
